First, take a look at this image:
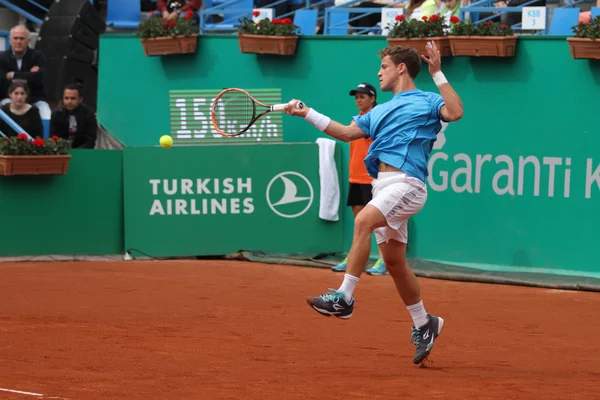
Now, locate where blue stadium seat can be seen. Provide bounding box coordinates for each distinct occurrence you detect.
[294,9,318,35]
[106,0,142,29]
[548,8,580,35]
[327,11,349,35]
[591,7,600,18]
[200,0,253,33]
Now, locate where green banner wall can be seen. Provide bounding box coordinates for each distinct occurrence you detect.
[123,144,343,257]
[0,150,124,256]
[96,35,599,273]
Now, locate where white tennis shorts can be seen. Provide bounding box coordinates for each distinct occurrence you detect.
[368,171,427,244]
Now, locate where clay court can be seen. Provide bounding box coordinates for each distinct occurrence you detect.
[1,260,599,399]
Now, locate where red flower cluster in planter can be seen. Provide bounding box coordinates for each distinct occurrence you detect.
[1,134,70,156]
[386,13,451,57]
[0,134,72,176]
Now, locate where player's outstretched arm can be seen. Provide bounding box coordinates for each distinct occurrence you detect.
[421,41,464,122]
[283,100,366,142]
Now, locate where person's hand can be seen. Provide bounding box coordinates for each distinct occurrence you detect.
[162,11,170,18]
[284,99,309,117]
[30,66,39,72]
[5,72,13,79]
[168,11,178,19]
[421,41,441,76]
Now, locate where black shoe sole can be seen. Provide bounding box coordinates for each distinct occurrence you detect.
[306,298,353,319]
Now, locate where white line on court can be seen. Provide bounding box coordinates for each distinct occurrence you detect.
[0,387,44,396]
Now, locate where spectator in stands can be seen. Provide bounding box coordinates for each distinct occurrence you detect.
[435,0,464,21]
[0,80,43,138]
[156,0,201,23]
[331,82,387,276]
[579,0,600,23]
[0,24,51,121]
[50,84,97,149]
[400,0,438,20]
[489,0,545,26]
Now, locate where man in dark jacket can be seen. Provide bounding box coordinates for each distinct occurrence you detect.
[0,24,51,120]
[50,84,97,149]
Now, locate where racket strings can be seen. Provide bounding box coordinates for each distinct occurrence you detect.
[212,91,255,136]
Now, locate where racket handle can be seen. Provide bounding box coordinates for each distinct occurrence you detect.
[271,102,304,112]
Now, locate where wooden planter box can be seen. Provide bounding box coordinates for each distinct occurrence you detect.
[567,38,600,60]
[0,155,72,176]
[238,34,298,56]
[387,37,452,57]
[449,36,517,57]
[141,34,199,56]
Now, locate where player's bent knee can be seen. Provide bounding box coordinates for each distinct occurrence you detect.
[354,210,386,236]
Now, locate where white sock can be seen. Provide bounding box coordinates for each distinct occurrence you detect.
[406,300,429,328]
[338,274,359,302]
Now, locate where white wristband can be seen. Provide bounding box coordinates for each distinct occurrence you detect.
[304,108,331,132]
[432,71,448,87]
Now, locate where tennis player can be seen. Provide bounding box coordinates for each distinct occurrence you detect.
[331,82,387,276]
[283,42,464,364]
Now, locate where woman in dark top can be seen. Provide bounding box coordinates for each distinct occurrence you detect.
[0,80,43,138]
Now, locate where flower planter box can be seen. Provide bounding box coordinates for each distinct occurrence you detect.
[387,37,452,57]
[0,155,72,176]
[567,38,600,60]
[238,34,298,56]
[141,34,199,56]
[449,36,517,57]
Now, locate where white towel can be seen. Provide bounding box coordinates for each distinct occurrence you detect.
[316,138,340,222]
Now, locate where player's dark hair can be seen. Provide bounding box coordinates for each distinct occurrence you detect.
[379,46,421,80]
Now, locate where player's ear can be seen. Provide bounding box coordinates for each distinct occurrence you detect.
[397,62,405,75]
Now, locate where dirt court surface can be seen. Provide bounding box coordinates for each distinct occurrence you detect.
[1,260,599,400]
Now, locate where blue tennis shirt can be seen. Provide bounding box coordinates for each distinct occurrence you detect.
[352,89,445,183]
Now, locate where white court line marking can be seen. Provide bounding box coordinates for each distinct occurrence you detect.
[0,387,44,397]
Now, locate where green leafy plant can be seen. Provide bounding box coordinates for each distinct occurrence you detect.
[388,14,449,38]
[572,16,600,40]
[0,134,71,156]
[136,10,198,39]
[238,16,300,36]
[449,17,513,36]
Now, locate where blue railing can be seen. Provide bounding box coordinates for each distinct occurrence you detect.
[195,0,592,35]
[0,109,33,140]
[0,0,49,26]
[460,0,548,33]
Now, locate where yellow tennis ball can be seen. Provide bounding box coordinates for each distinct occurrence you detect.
[159,135,173,149]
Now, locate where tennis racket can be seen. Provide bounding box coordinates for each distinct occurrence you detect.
[210,88,304,137]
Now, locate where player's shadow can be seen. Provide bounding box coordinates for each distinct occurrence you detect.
[589,60,600,85]
[254,53,311,79]
[158,41,216,80]
[467,45,532,84]
[512,249,533,267]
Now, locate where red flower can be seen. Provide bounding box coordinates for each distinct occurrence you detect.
[185,10,193,19]
[52,136,60,141]
[32,138,44,147]
[484,21,491,26]
[252,11,260,17]
[281,18,293,25]
[501,24,507,29]
[16,133,28,141]
[422,16,428,21]
[429,14,440,21]
[395,14,404,21]
[272,18,280,24]
[450,16,460,24]
[169,19,176,27]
